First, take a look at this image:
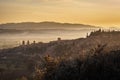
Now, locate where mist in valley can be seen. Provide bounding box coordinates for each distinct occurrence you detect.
[0,28,98,49]
[0,22,119,49]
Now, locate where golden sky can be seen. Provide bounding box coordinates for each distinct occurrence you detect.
[0,0,120,27]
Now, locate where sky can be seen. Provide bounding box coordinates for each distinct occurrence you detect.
[0,0,120,27]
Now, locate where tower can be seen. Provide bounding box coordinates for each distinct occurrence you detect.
[27,40,30,45]
[22,40,25,45]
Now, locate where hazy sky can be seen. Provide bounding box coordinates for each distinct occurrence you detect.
[0,0,120,27]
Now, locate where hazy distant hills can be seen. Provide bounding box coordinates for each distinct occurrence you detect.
[0,22,100,35]
[0,22,98,30]
[0,22,100,50]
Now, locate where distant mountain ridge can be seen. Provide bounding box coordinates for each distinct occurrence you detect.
[0,21,99,30]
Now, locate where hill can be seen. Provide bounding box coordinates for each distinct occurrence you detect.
[0,22,98,30]
[0,30,120,80]
[1,29,120,56]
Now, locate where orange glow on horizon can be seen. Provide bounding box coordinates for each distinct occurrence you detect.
[0,0,120,27]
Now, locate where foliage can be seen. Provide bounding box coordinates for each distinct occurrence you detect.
[41,46,120,80]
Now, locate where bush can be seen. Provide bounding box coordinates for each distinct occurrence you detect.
[41,50,120,80]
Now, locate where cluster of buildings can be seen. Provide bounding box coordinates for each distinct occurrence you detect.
[21,40,36,45]
[21,37,62,46]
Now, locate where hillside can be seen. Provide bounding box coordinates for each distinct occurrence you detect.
[1,29,120,56]
[0,30,120,80]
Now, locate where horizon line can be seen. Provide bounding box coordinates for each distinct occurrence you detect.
[0,21,119,28]
[0,21,101,27]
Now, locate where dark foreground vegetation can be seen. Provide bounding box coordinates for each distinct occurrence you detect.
[0,29,120,80]
[41,49,120,80]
